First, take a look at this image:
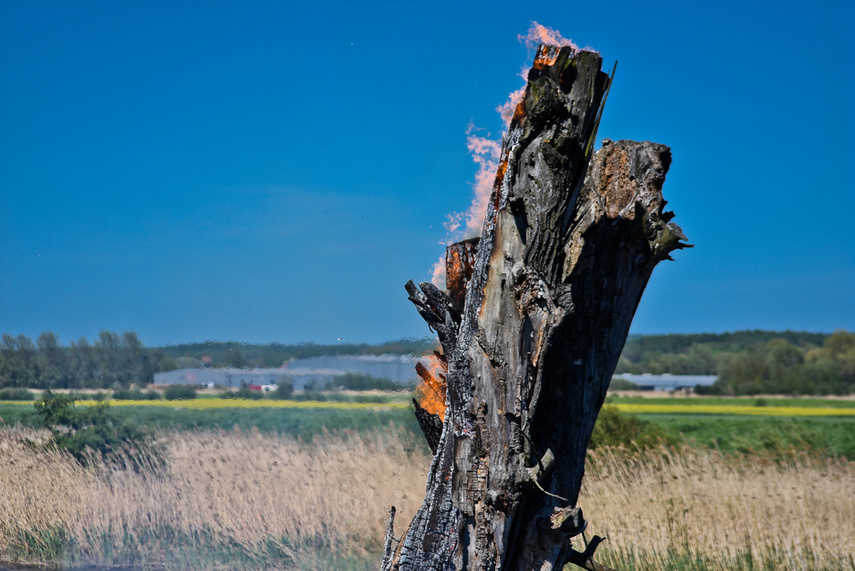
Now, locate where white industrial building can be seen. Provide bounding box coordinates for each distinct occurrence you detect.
[153,368,290,389]
[153,358,715,393]
[153,354,421,391]
[614,373,717,391]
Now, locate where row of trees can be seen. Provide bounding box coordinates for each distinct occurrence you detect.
[1,333,441,390]
[616,330,854,395]
[0,331,428,391]
[615,330,830,375]
[710,332,855,395]
[3,330,853,394]
[0,331,172,389]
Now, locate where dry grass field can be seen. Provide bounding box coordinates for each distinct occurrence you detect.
[0,425,430,569]
[581,446,855,570]
[1,424,853,570]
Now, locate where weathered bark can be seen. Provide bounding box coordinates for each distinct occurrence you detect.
[384,44,688,571]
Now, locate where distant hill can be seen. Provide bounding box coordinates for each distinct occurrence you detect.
[622,330,828,358]
[158,338,439,369]
[618,330,832,375]
[617,330,853,396]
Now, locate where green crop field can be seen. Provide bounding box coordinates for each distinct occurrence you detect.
[0,399,420,441]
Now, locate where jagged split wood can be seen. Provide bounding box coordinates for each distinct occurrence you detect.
[384,44,688,571]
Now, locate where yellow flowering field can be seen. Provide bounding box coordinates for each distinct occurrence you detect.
[613,403,855,416]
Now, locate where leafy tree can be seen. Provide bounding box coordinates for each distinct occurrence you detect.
[608,377,640,391]
[0,387,35,400]
[819,330,855,386]
[33,391,161,469]
[112,388,161,400]
[713,336,850,395]
[69,337,98,389]
[589,406,678,449]
[164,385,197,400]
[174,356,202,369]
[331,372,399,391]
[0,334,39,387]
[121,331,148,385]
[683,343,717,374]
[37,332,68,388]
[273,378,294,399]
[304,379,331,392]
[149,348,178,373]
[224,386,265,400]
[95,330,123,388]
[222,348,247,368]
[0,335,16,387]
[825,329,855,356]
[768,338,804,368]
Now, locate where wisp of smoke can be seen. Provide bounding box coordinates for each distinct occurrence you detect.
[430,22,581,287]
[518,21,579,52]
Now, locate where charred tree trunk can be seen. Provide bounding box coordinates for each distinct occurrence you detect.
[385,44,688,571]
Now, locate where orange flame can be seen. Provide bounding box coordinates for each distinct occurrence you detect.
[532,44,564,70]
[444,237,479,311]
[415,352,447,421]
[497,84,526,125]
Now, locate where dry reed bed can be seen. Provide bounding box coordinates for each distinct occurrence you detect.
[581,446,855,569]
[2,425,854,570]
[0,425,430,568]
[0,426,89,551]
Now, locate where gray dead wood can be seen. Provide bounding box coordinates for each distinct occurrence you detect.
[383,44,688,571]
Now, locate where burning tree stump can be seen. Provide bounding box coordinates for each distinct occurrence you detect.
[384,44,688,571]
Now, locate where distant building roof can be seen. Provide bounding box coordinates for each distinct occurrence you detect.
[154,355,423,390]
[615,374,717,391]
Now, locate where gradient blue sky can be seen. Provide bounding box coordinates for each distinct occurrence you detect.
[1,0,853,347]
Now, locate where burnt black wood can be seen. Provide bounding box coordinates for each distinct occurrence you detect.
[384,45,688,571]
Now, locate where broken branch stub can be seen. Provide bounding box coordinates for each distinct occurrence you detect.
[389,44,688,571]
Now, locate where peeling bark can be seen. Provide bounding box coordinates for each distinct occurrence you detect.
[384,44,688,571]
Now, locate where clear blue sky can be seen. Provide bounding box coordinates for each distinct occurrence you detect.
[1,0,853,347]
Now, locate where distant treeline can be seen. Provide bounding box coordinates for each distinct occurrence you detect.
[0,333,437,390]
[160,338,438,369]
[617,330,854,395]
[1,330,853,395]
[0,331,169,390]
